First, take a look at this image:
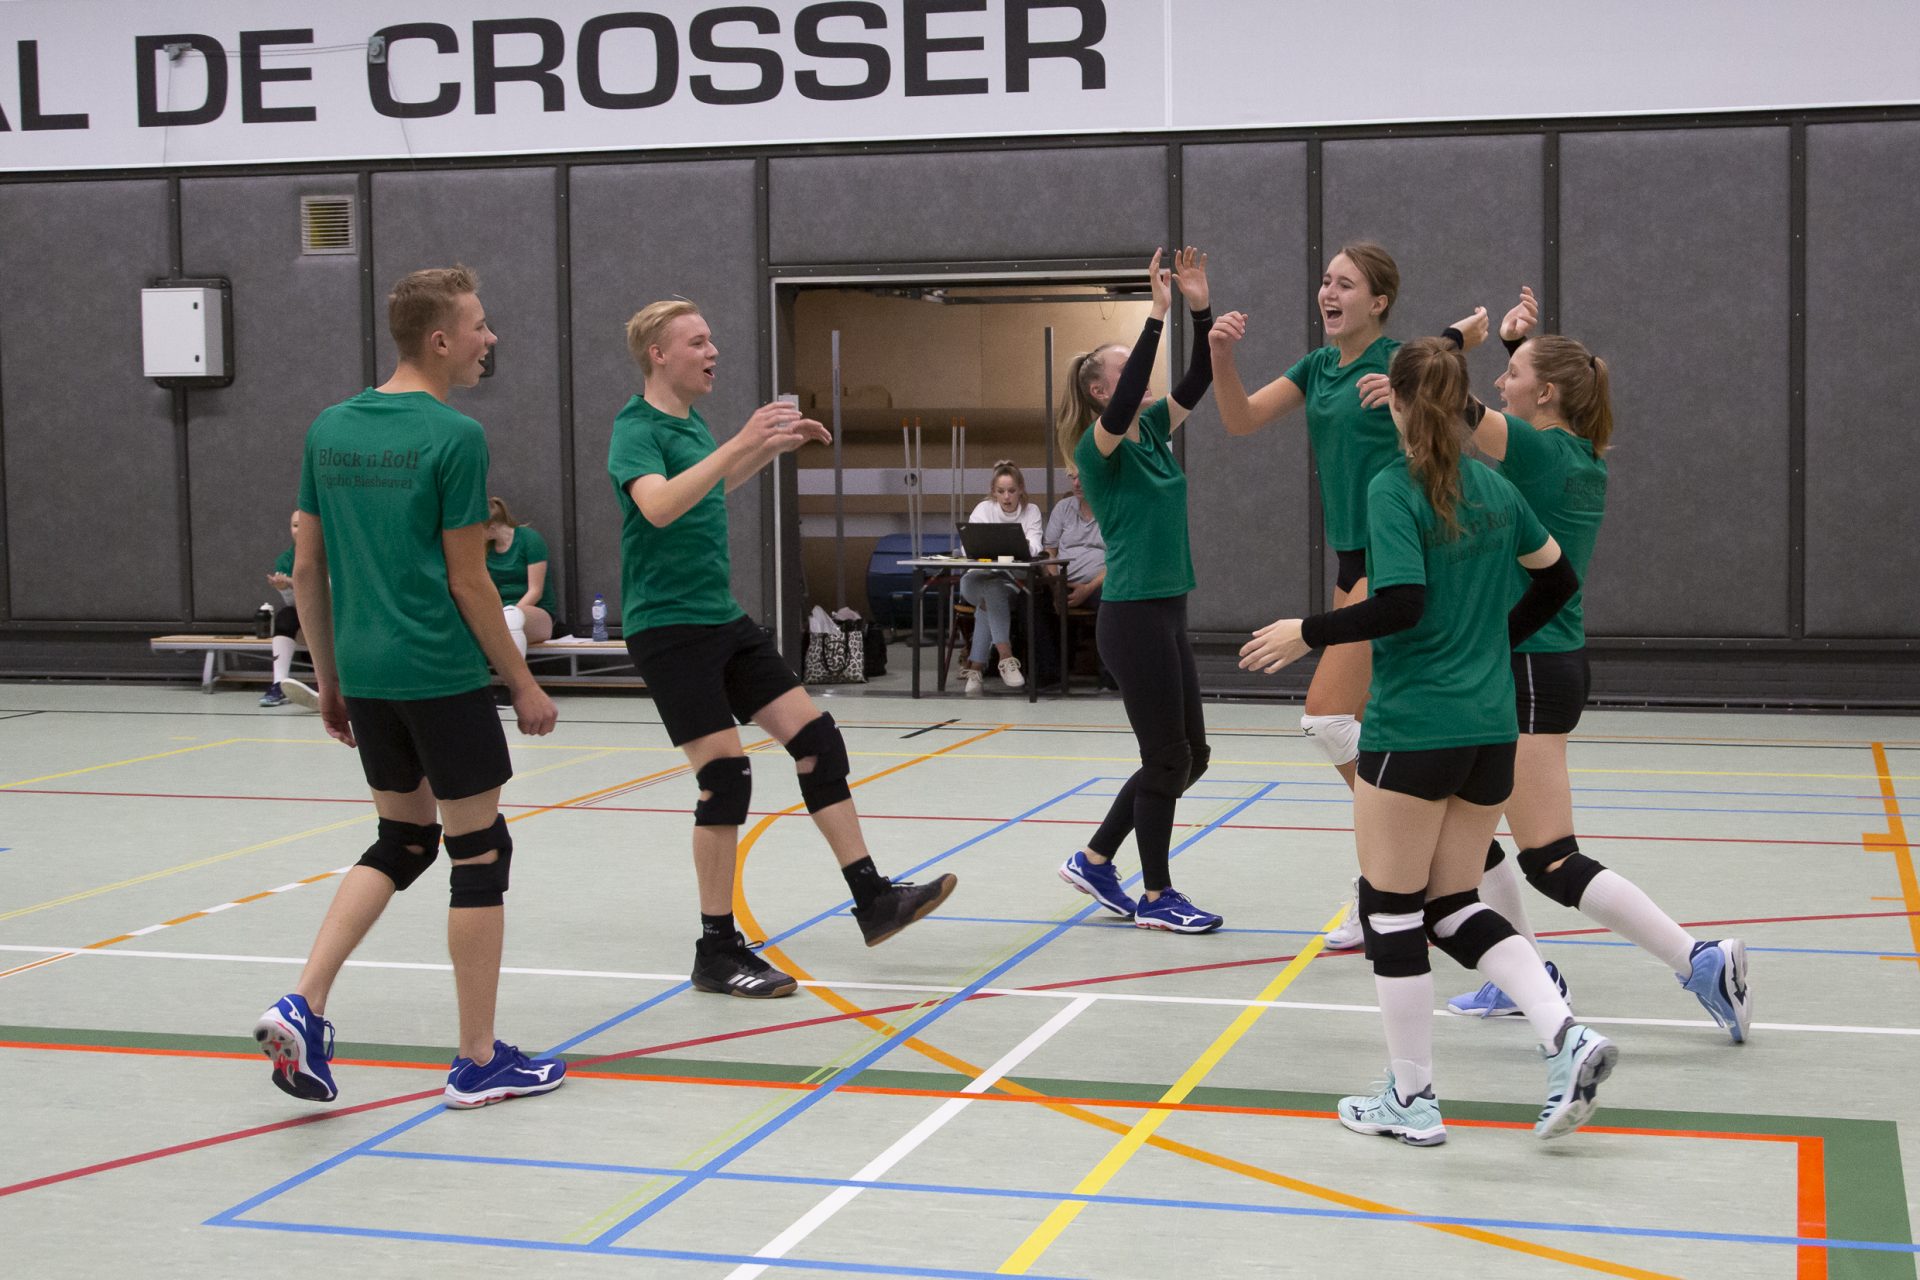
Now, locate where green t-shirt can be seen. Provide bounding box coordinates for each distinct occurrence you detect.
[1283,336,1404,552]
[487,525,559,617]
[295,389,491,700]
[1359,457,1550,753]
[272,545,294,575]
[1072,399,1195,602]
[1494,415,1606,654]
[607,396,745,634]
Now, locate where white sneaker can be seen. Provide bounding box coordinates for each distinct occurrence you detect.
[962,668,984,696]
[282,678,319,711]
[997,656,1025,689]
[1324,878,1364,951]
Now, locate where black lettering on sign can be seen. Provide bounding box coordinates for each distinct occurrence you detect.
[136,34,228,127]
[794,2,889,101]
[1006,0,1105,92]
[690,8,782,105]
[241,29,317,124]
[18,41,90,130]
[367,23,461,118]
[474,18,566,114]
[905,0,988,97]
[577,13,678,110]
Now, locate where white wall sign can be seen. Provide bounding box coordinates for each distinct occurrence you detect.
[1,0,1915,172]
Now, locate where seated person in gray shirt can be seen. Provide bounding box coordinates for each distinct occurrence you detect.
[1036,469,1113,688]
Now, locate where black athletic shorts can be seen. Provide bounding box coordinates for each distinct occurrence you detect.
[627,615,800,745]
[1513,649,1590,736]
[1357,740,1517,806]
[344,687,512,800]
[1334,548,1368,594]
[272,605,300,639]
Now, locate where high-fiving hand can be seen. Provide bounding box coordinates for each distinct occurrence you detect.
[1238,618,1310,674]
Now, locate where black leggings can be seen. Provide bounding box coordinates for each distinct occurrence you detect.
[1089,595,1208,891]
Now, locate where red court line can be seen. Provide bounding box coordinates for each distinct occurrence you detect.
[0,788,1873,848]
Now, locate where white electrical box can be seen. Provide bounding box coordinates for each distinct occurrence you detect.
[141,286,227,379]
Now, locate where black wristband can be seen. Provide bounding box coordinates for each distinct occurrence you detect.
[1462,395,1487,430]
[1501,334,1525,355]
[1441,327,1465,349]
[1190,307,1213,324]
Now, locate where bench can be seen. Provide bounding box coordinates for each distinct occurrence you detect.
[149,635,642,693]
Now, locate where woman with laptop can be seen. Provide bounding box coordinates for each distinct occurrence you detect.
[956,461,1044,694]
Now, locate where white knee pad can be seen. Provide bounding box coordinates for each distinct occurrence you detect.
[1301,713,1360,766]
[502,605,528,658]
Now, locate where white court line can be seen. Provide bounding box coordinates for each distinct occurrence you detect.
[2,943,1915,1038]
[725,995,1097,1280]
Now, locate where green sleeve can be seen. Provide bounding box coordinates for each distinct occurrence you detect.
[1364,473,1428,590]
[1281,349,1317,392]
[297,429,319,516]
[1512,481,1551,558]
[520,526,549,563]
[273,546,295,575]
[438,420,491,531]
[1072,420,1114,473]
[610,418,668,490]
[1496,413,1550,484]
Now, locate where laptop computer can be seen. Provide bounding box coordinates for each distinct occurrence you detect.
[957,522,1032,560]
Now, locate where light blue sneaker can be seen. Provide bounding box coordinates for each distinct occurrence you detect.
[1337,1070,1446,1147]
[1447,960,1570,1018]
[254,993,337,1102]
[1682,939,1751,1043]
[1133,888,1223,934]
[1536,1020,1616,1140]
[445,1041,567,1109]
[1059,849,1136,918]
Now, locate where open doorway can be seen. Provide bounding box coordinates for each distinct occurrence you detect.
[771,272,1158,640]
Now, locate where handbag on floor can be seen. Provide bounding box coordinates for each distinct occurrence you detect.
[803,606,866,684]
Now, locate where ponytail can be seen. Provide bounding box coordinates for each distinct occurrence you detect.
[1055,344,1121,468]
[1523,334,1614,456]
[1386,337,1469,538]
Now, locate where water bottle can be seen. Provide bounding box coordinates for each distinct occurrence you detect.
[591,593,608,642]
[254,603,275,639]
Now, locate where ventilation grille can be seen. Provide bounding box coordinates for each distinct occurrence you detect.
[300,195,356,256]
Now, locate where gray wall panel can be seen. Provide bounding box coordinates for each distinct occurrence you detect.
[568,161,763,627]
[1562,128,1791,637]
[0,181,178,620]
[1323,135,1545,389]
[1805,121,1920,637]
[371,170,567,618]
[769,148,1167,265]
[1180,142,1312,633]
[181,176,363,621]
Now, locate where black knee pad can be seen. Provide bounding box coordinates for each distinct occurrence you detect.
[1184,742,1212,791]
[1137,740,1193,799]
[1357,877,1430,978]
[694,757,753,827]
[446,814,512,909]
[786,713,851,813]
[1423,889,1518,969]
[1517,836,1605,908]
[356,817,442,891]
[1485,838,1507,871]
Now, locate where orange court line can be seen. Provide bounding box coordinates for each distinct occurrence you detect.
[1866,743,1920,966]
[725,753,1674,1280]
[1797,1136,1829,1280]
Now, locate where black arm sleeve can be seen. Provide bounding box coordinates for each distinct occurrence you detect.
[1502,333,1525,355]
[1300,584,1427,649]
[1507,554,1579,648]
[1097,316,1164,437]
[1170,309,1215,410]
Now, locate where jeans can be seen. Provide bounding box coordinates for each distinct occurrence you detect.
[959,570,1017,665]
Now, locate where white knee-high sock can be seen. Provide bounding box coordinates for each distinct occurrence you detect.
[1375,972,1435,1102]
[1475,933,1574,1047]
[1579,869,1696,975]
[503,606,528,659]
[271,635,295,685]
[1482,851,1538,951]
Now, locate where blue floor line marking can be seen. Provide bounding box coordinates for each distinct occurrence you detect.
[1075,791,1895,819]
[221,1218,1092,1279]
[206,777,1098,1231]
[584,781,1279,1248]
[351,1149,1920,1256]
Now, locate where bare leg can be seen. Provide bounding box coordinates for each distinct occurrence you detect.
[293,779,437,1013]
[752,687,868,867]
[439,787,507,1065]
[1306,578,1374,790]
[680,726,749,914]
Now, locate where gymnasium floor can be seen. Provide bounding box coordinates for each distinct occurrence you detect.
[2,680,1916,1279]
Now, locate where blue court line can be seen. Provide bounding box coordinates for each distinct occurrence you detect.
[1077,790,1899,819]
[909,915,1920,959]
[583,780,1281,1247]
[208,778,1099,1228]
[220,1218,1090,1279]
[356,1149,1920,1257]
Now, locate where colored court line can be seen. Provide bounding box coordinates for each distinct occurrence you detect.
[1865,743,1920,967]
[996,904,1345,1275]
[0,737,238,789]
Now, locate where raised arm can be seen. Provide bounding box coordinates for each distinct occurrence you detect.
[1166,246,1214,433]
[1091,250,1170,459]
[1209,312,1305,436]
[630,403,827,522]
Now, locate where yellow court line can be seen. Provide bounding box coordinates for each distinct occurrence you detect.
[997,908,1343,1274]
[0,738,239,789]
